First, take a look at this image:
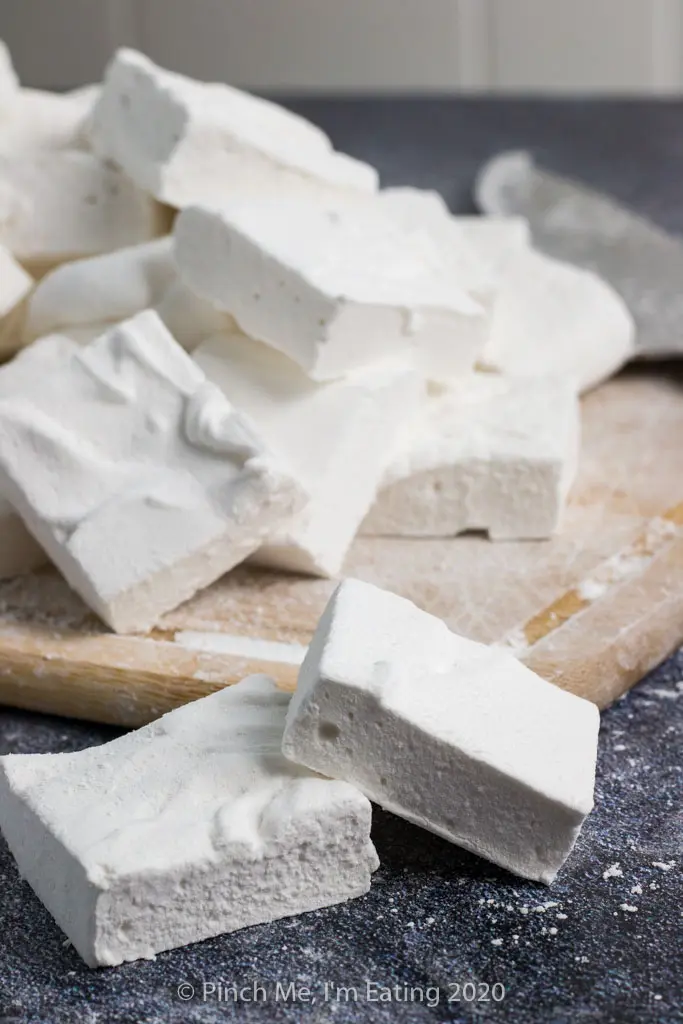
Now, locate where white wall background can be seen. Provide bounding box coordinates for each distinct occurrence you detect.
[2,0,683,93]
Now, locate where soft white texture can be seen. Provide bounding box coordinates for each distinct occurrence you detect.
[195,332,419,576]
[89,48,377,208]
[24,238,229,350]
[0,39,19,118]
[0,243,32,319]
[0,311,305,632]
[463,233,636,392]
[0,86,100,155]
[283,579,600,884]
[362,374,579,539]
[176,197,487,382]
[0,334,86,580]
[0,150,165,261]
[0,674,378,967]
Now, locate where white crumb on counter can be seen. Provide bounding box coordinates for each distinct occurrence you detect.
[603,863,623,880]
[175,630,308,666]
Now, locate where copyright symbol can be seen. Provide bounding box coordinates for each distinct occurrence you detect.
[177,983,195,1001]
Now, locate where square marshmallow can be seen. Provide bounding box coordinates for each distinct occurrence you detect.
[0,334,85,580]
[0,85,100,155]
[0,151,165,262]
[89,48,377,208]
[0,311,305,632]
[0,675,378,967]
[175,197,487,382]
[283,579,599,883]
[25,238,230,351]
[195,332,420,576]
[362,374,579,540]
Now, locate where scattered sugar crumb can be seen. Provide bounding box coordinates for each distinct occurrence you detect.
[649,688,680,700]
[478,898,485,906]
[549,927,558,935]
[407,922,414,929]
[575,956,589,963]
[426,917,435,926]
[533,905,547,913]
[543,901,559,908]
[577,578,607,601]
[620,904,638,913]
[630,884,643,895]
[614,744,626,751]
[512,934,519,942]
[654,995,662,1002]
[506,904,513,911]
[556,913,568,920]
[390,908,398,914]
[520,906,529,915]
[652,861,675,871]
[649,882,659,890]
[491,938,503,946]
[603,863,623,880]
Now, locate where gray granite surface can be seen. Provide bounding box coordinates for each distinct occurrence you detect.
[0,98,682,1023]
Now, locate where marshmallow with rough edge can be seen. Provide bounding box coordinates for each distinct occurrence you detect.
[283,579,599,884]
[0,85,100,155]
[89,48,377,208]
[0,311,305,632]
[0,39,19,118]
[0,674,378,967]
[0,334,85,579]
[0,151,165,263]
[362,374,579,540]
[175,197,487,382]
[25,238,229,350]
[195,331,420,577]
[474,244,635,393]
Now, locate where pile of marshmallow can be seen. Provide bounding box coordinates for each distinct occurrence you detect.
[0,578,600,967]
[0,44,637,633]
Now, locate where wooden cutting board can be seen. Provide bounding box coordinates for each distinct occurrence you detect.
[0,365,682,728]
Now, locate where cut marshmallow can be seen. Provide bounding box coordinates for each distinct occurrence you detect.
[283,579,600,884]
[0,243,33,359]
[195,332,420,576]
[476,245,635,393]
[0,334,85,579]
[89,48,377,209]
[25,237,231,351]
[362,374,579,540]
[0,151,165,263]
[0,674,378,967]
[0,86,100,155]
[0,39,19,119]
[175,197,487,382]
[0,311,305,632]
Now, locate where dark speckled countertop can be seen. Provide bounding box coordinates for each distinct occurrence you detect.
[1,99,682,1024]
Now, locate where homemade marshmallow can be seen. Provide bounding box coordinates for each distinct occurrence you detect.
[0,334,85,580]
[0,151,165,263]
[175,197,487,382]
[0,86,100,155]
[0,674,378,967]
[0,243,33,358]
[24,238,230,349]
[283,579,600,884]
[195,332,419,576]
[0,311,305,632]
[0,39,19,118]
[89,48,377,208]
[474,244,635,393]
[362,375,579,540]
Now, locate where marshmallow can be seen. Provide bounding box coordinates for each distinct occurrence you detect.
[0,311,305,632]
[175,197,487,382]
[89,48,377,208]
[0,39,19,119]
[0,674,378,967]
[0,243,32,358]
[0,151,165,263]
[195,332,419,576]
[25,238,231,351]
[363,375,579,540]
[283,579,600,884]
[473,243,635,393]
[0,86,100,155]
[0,334,85,580]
